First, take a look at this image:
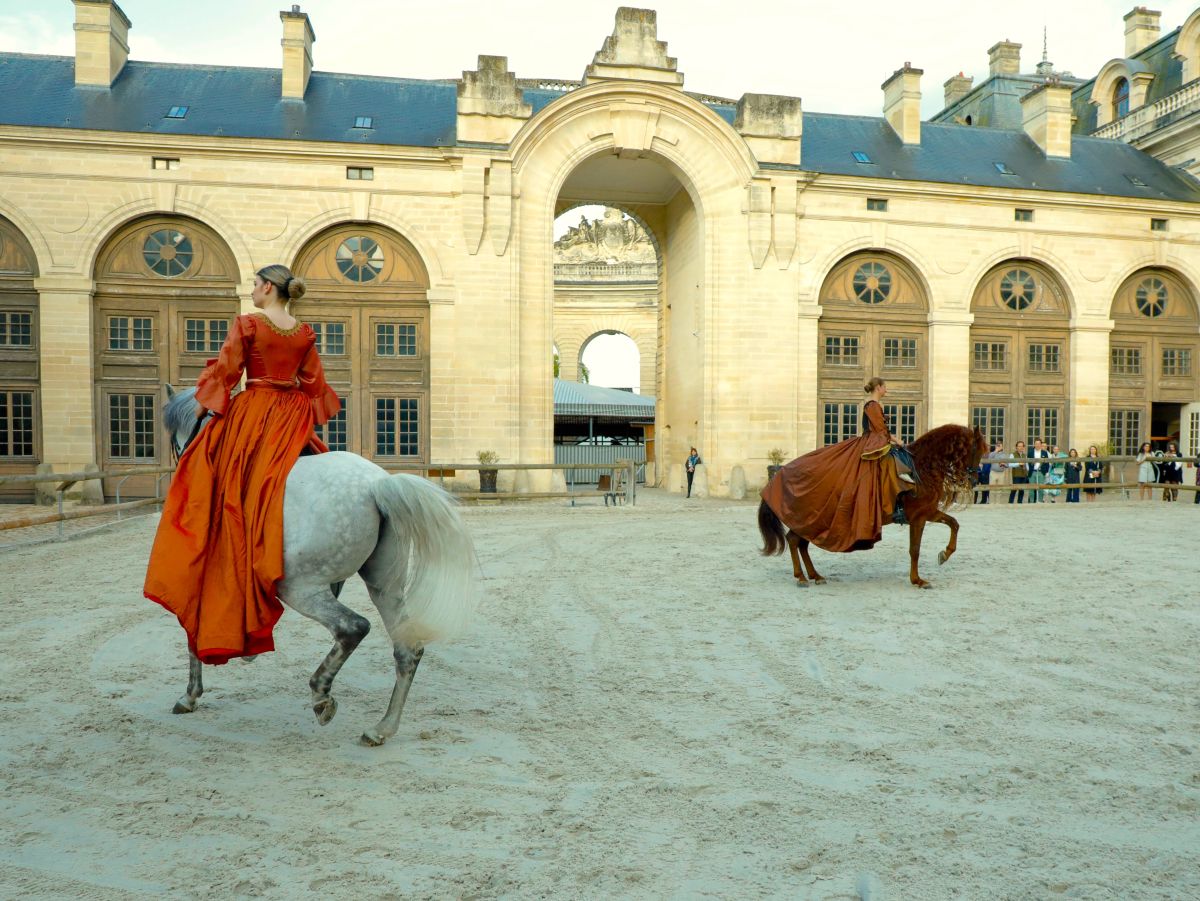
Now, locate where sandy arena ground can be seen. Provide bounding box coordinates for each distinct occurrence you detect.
[1,489,1198,900]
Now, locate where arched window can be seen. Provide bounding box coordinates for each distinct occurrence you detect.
[1113,78,1130,120]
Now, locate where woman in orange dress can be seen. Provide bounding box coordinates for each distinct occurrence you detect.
[761,377,913,553]
[144,265,341,665]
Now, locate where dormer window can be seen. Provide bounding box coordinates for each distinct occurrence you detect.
[165,106,189,119]
[1113,78,1130,120]
[994,161,1016,175]
[353,116,374,129]
[851,151,872,164]
[1126,174,1148,187]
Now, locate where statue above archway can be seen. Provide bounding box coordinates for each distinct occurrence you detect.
[554,207,657,282]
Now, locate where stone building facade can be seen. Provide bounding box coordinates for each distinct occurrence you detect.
[553,207,658,393]
[1,2,1198,498]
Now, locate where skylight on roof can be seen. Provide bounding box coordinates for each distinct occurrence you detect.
[353,116,374,129]
[1125,174,1148,187]
[994,161,1016,175]
[165,106,189,119]
[852,151,872,164]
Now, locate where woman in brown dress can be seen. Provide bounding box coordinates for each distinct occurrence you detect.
[760,377,913,553]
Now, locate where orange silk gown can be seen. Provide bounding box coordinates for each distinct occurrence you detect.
[144,312,341,665]
[760,400,902,553]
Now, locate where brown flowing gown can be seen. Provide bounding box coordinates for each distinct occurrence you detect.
[760,400,901,553]
[144,312,341,665]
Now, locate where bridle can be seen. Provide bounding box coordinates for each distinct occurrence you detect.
[171,410,213,464]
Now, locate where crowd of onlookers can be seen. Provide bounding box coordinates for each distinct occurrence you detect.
[972,439,1198,505]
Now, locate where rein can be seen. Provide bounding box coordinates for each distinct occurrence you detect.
[172,410,213,463]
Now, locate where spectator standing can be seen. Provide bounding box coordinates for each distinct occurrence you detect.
[1160,442,1183,502]
[1083,445,1103,502]
[975,447,993,504]
[1028,438,1050,503]
[1008,440,1028,504]
[1064,448,1082,503]
[685,446,701,498]
[1046,444,1066,502]
[1194,454,1200,505]
[1136,442,1156,501]
[987,441,1007,503]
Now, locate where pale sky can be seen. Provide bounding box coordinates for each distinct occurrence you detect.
[2,1,1197,118]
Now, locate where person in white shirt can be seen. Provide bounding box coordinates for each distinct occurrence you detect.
[1028,438,1050,503]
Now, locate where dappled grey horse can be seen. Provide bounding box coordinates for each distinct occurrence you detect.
[162,386,478,746]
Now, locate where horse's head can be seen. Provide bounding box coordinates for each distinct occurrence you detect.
[911,423,991,503]
[968,426,988,478]
[163,385,210,463]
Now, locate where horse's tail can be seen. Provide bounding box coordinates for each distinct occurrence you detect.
[758,500,786,556]
[369,474,479,646]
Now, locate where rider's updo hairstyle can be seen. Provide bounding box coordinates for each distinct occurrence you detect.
[863,377,886,394]
[256,264,306,304]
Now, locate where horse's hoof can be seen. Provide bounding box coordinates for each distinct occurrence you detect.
[917,581,932,590]
[937,550,948,566]
[796,580,810,588]
[359,731,386,747]
[813,577,827,585]
[172,699,196,715]
[240,655,259,664]
[313,697,338,726]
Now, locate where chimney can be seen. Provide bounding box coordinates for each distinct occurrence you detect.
[882,63,922,144]
[1021,82,1074,158]
[734,93,803,166]
[456,56,532,145]
[1124,7,1161,56]
[72,0,131,87]
[280,5,315,100]
[944,72,973,108]
[988,40,1022,77]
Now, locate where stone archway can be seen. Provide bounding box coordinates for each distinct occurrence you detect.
[553,204,658,394]
[292,223,431,463]
[1107,267,1199,453]
[817,250,930,445]
[969,259,1073,448]
[92,214,239,495]
[0,215,41,497]
[511,79,756,490]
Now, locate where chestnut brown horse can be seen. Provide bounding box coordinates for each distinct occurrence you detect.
[758,424,987,588]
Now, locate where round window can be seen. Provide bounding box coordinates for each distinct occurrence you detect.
[142,229,193,277]
[336,236,384,282]
[999,269,1036,310]
[853,262,891,304]
[1135,277,1168,318]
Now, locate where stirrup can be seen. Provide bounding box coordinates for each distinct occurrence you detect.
[891,501,908,526]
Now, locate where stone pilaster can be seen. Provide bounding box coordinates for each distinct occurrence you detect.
[926,312,973,426]
[34,276,97,471]
[1069,319,1113,449]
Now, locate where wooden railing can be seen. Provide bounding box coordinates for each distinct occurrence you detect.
[0,459,639,545]
[0,465,176,541]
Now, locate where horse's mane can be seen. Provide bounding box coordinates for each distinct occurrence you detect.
[910,424,985,509]
[163,386,200,437]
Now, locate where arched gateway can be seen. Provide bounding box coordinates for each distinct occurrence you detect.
[510,71,761,490]
[92,215,239,495]
[292,224,431,464]
[0,216,40,499]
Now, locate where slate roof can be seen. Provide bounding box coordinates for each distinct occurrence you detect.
[795,112,1200,202]
[0,54,459,146]
[2,53,1198,203]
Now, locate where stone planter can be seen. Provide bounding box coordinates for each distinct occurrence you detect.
[479,469,498,493]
